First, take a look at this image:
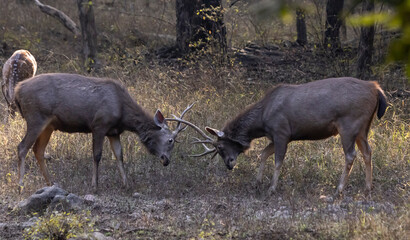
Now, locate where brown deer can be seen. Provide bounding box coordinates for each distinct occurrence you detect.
[14,73,192,191]
[2,50,37,116]
[170,77,387,197]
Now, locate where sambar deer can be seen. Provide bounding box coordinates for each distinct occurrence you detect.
[14,73,193,191]
[170,77,387,197]
[2,49,37,116]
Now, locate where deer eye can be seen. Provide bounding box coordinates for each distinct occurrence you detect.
[168,138,174,144]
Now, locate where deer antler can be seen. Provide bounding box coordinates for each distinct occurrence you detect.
[190,137,217,158]
[165,115,217,158]
[170,103,195,138]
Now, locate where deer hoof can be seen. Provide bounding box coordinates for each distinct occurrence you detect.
[333,190,344,201]
[255,183,263,196]
[18,185,24,194]
[267,186,277,196]
[364,189,372,201]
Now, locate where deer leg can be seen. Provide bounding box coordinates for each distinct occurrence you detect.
[108,135,128,189]
[268,141,288,195]
[336,134,357,196]
[257,142,275,184]
[32,127,53,186]
[356,135,372,196]
[91,133,105,192]
[17,120,47,188]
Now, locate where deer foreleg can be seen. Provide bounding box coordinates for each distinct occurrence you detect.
[108,135,128,189]
[257,142,275,184]
[268,141,288,195]
[92,133,105,192]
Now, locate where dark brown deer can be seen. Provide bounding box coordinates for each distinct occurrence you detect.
[173,77,387,197]
[14,73,192,191]
[2,49,37,116]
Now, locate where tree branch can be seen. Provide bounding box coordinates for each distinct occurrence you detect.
[33,0,80,36]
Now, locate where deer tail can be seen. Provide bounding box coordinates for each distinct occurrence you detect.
[377,90,387,119]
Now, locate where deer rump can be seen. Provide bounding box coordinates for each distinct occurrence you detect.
[2,49,37,115]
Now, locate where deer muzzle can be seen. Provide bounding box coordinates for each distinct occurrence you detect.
[161,155,170,166]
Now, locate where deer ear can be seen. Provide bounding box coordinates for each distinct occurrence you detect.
[205,127,224,138]
[154,110,166,127]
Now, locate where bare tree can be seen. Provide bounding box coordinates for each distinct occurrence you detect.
[176,0,227,54]
[324,0,345,50]
[356,0,375,79]
[296,8,307,46]
[77,0,98,71]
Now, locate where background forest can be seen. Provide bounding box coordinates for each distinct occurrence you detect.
[0,0,409,239]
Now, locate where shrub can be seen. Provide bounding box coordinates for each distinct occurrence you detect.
[24,211,95,240]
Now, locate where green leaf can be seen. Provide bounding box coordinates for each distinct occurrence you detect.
[347,13,391,27]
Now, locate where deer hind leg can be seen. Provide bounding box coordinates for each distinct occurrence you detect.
[356,134,372,196]
[268,141,288,195]
[91,132,105,192]
[108,135,128,189]
[17,118,49,188]
[32,126,53,186]
[336,133,357,196]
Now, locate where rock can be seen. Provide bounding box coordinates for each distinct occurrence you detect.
[67,193,85,209]
[132,192,144,199]
[17,185,87,214]
[21,216,39,228]
[84,194,96,203]
[18,185,68,214]
[50,193,85,211]
[68,231,114,240]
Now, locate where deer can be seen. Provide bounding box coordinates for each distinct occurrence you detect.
[14,73,193,192]
[168,77,387,197]
[2,49,37,116]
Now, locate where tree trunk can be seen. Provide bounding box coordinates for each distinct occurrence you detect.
[176,0,226,54]
[324,0,344,51]
[77,0,98,71]
[356,0,375,79]
[296,8,307,46]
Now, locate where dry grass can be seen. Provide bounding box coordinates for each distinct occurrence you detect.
[0,1,409,239]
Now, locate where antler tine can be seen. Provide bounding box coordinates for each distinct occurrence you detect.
[189,144,217,157]
[191,137,214,145]
[165,117,214,142]
[173,103,195,133]
[179,102,195,119]
[166,105,218,158]
[189,137,217,157]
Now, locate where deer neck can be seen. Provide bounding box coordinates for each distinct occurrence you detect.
[122,100,157,138]
[223,103,265,149]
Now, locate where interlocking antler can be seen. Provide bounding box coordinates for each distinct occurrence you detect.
[171,103,195,138]
[165,114,217,158]
[190,137,218,158]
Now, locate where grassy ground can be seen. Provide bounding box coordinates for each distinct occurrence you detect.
[1,1,409,239]
[0,59,408,239]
